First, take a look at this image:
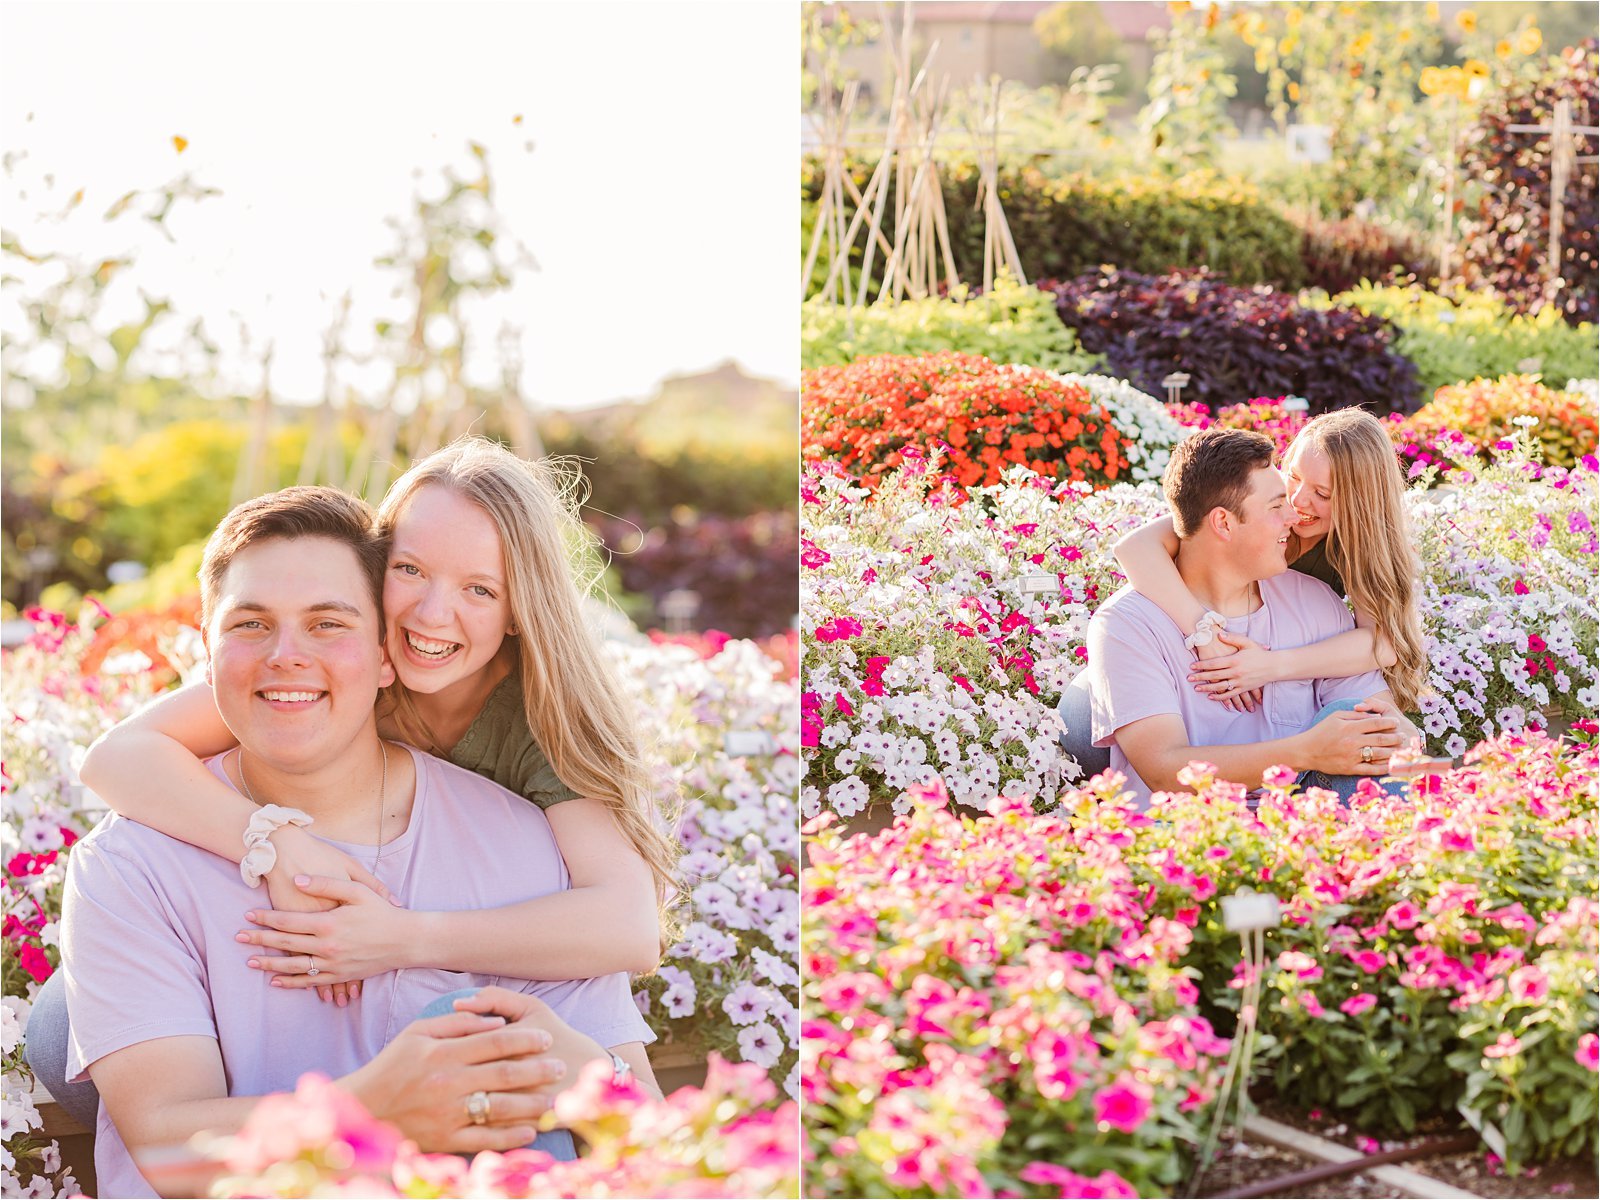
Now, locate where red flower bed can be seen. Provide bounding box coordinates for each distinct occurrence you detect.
[801,352,1135,491]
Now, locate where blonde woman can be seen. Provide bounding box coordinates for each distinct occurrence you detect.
[1112,407,1428,715]
[31,439,676,1127]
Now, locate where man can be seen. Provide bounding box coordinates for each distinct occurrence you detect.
[60,487,658,1199]
[1082,427,1420,808]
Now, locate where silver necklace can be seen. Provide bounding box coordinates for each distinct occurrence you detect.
[237,741,390,872]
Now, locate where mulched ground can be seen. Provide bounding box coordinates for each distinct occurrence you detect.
[1190,1100,1599,1199]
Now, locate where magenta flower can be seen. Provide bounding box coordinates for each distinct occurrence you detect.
[1577,1034,1599,1071]
[1262,764,1297,789]
[1092,1076,1152,1133]
[1507,965,1551,1005]
[1484,1032,1523,1059]
[1339,993,1377,1017]
[1350,949,1387,975]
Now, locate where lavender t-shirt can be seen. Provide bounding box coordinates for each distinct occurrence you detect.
[1085,570,1387,807]
[61,744,653,1200]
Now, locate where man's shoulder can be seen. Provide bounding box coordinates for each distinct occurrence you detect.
[67,813,231,903]
[412,748,552,829]
[1263,568,1348,618]
[1089,586,1169,635]
[75,812,196,867]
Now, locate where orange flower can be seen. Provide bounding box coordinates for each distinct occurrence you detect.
[801,353,1135,493]
[1456,9,1477,34]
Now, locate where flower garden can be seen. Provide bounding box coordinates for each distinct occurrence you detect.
[1,610,799,1198]
[799,21,1599,1191]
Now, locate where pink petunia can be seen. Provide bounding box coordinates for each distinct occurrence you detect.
[1092,1076,1152,1133]
[1507,965,1550,1005]
[1484,1032,1522,1059]
[1340,993,1377,1017]
[1262,764,1297,789]
[1577,1034,1599,1071]
[1349,949,1387,975]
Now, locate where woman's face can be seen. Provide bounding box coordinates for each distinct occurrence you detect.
[1282,443,1334,542]
[383,484,514,696]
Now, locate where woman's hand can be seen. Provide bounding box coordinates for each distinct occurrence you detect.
[261,828,394,1005]
[1189,633,1276,713]
[240,876,413,1001]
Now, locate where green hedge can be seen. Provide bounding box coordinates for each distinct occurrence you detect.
[802,160,1307,294]
[1329,285,1600,396]
[801,274,1100,372]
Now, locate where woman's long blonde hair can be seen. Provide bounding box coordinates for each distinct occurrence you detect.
[1289,409,1428,711]
[375,438,680,947]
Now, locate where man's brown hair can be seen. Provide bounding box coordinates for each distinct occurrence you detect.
[199,486,387,632]
[1163,427,1277,538]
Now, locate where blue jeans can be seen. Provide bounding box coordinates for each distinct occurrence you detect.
[419,988,576,1161]
[1056,685,1409,804]
[26,975,575,1161]
[1297,699,1409,803]
[24,970,99,1130]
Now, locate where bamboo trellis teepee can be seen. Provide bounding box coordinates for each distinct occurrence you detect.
[804,1,1026,309]
[231,152,543,506]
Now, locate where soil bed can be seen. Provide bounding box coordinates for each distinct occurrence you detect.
[1193,1097,1599,1199]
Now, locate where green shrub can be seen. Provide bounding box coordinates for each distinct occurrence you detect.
[93,420,362,574]
[800,275,1100,372]
[1331,284,1600,395]
[802,160,1307,293]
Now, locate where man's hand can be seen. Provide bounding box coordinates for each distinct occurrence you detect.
[240,877,413,997]
[342,1007,565,1153]
[1299,707,1406,775]
[451,987,662,1102]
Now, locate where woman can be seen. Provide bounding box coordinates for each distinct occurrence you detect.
[31,437,677,1123]
[1113,407,1428,714]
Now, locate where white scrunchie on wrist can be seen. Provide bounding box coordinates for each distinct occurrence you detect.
[240,805,314,888]
[1183,610,1229,652]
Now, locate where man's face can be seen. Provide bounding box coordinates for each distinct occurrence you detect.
[205,536,393,774]
[1226,465,1296,579]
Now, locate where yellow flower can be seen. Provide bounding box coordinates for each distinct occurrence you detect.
[1286,7,1303,28]
[1280,33,1299,55]
[1419,65,1443,96]
[1426,1,1439,19]
[1517,27,1542,54]
[1350,31,1373,56]
[1288,80,1301,101]
[1465,58,1490,78]
[1397,28,1413,44]
[1457,9,1477,34]
[1496,38,1513,59]
[1169,0,1192,14]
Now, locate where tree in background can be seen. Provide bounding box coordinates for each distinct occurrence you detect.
[1034,2,1131,98]
[1139,1,1238,171]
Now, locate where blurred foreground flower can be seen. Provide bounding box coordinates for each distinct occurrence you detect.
[207,1056,799,1198]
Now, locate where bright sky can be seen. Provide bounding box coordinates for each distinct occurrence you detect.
[1,2,797,410]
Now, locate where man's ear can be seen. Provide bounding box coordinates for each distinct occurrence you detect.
[377,639,397,690]
[1206,505,1235,541]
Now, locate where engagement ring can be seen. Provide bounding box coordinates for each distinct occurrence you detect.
[466,1090,491,1126]
[1360,745,1375,764]
[307,959,320,977]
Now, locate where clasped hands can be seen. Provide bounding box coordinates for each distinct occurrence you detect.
[1188,631,1274,713]
[347,987,596,1155]
[237,825,411,1004]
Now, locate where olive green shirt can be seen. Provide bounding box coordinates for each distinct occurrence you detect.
[1290,536,1346,599]
[448,673,581,810]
